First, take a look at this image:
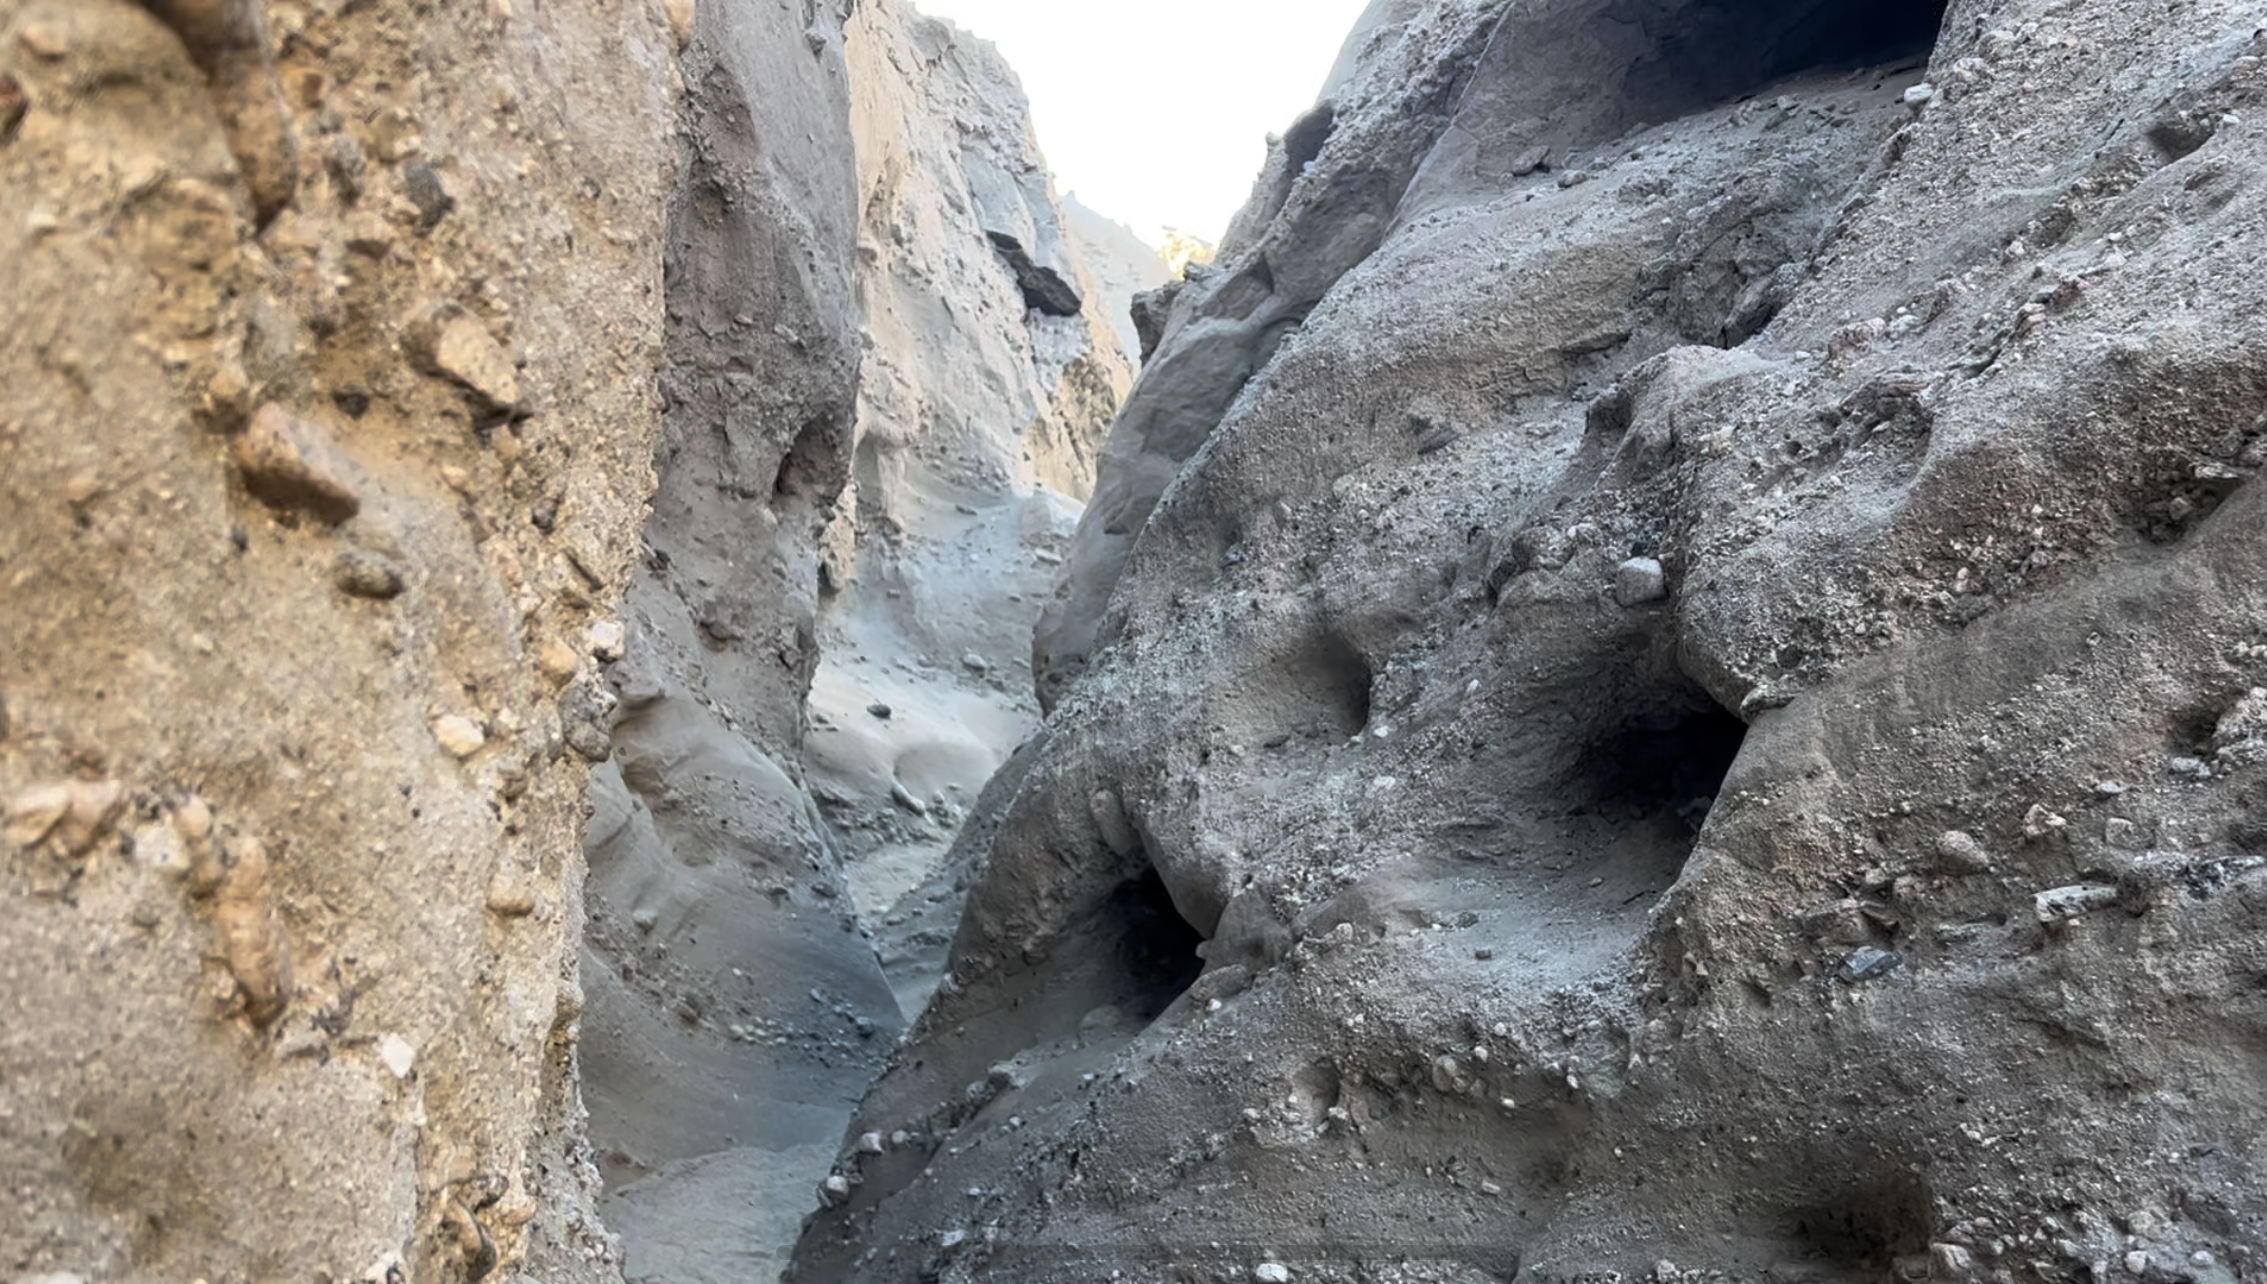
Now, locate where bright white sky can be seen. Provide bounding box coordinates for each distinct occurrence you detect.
[907,0,1376,246]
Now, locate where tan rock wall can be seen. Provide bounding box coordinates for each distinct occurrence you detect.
[0,0,677,1279]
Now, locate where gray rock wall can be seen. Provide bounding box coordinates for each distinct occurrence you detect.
[798,0,2267,1280]
[577,2,1133,1280]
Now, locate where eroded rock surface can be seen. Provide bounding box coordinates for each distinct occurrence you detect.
[799,1,2267,1281]
[576,2,1131,1280]
[0,0,677,1280]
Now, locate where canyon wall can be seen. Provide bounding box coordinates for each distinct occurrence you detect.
[578,2,1131,1282]
[1,2,1128,1283]
[799,1,2267,1281]
[0,0,678,1280]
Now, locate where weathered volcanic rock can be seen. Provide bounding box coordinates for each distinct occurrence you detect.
[798,1,2267,1281]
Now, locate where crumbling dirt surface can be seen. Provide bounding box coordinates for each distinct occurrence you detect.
[0,0,677,1280]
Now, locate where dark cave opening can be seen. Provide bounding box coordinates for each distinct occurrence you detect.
[1283,104,1337,173]
[1753,0,1949,82]
[1574,700,1750,826]
[1787,1176,1933,1273]
[1623,0,1950,119]
[1100,868,1208,1022]
[772,410,847,510]
[1482,0,1954,164]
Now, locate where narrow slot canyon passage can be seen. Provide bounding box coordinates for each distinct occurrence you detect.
[585,2,1982,1282]
[20,0,2264,1279]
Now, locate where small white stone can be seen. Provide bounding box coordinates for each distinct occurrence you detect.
[1255,1265,1292,1284]
[379,1034,416,1079]
[433,715,486,759]
[858,1131,887,1155]
[961,652,989,673]
[589,619,627,661]
[2123,1253,2149,1277]
[133,821,191,875]
[2192,1252,2217,1269]
[1904,82,1937,105]
[822,1174,852,1203]
[1615,557,1668,606]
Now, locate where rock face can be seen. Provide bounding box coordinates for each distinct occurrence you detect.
[0,1,676,1281]
[575,2,1131,1281]
[573,5,880,1283]
[799,1,2267,1282]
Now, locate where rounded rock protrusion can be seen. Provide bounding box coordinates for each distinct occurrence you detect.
[1933,830,1992,873]
[231,404,363,525]
[433,715,486,760]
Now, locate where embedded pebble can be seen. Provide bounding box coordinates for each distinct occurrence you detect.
[1931,1244,1976,1280]
[486,857,535,918]
[536,636,582,684]
[4,784,74,849]
[133,820,191,875]
[2035,883,2119,922]
[1903,81,1937,105]
[214,837,292,1027]
[820,1174,852,1204]
[400,162,455,230]
[961,652,989,674]
[15,23,67,59]
[231,404,363,524]
[858,1131,887,1155]
[1614,557,1667,606]
[1836,947,1902,983]
[407,307,522,414]
[335,547,406,600]
[0,73,26,142]
[868,702,893,719]
[589,619,627,661]
[433,715,486,759]
[2123,1253,2148,1277]
[6,779,124,855]
[1933,829,1992,873]
[380,1035,416,1079]
[1255,1263,1293,1284]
